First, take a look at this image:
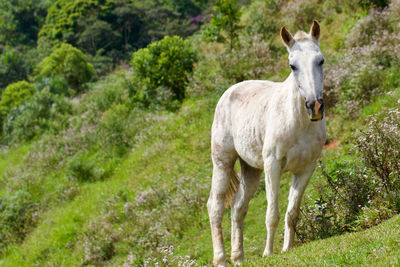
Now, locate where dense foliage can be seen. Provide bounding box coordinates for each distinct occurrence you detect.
[39,0,207,61]
[130,36,197,108]
[0,81,35,123]
[202,0,242,51]
[3,89,72,144]
[0,46,33,91]
[0,0,48,47]
[36,43,95,91]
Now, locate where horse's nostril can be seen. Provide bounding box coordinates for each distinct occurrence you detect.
[305,101,311,109]
[317,98,324,105]
[305,100,315,110]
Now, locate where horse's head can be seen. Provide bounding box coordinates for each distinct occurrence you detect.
[281,21,325,121]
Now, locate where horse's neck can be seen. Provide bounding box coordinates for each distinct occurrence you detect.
[282,73,309,128]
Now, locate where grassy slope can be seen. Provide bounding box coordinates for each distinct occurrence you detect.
[0,95,217,266]
[252,214,400,266]
[0,87,398,266]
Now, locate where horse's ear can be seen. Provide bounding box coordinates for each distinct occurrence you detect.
[310,20,320,43]
[281,26,295,50]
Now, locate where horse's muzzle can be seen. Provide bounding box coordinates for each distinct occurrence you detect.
[306,98,324,121]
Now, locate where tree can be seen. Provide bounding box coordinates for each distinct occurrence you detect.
[0,0,48,46]
[36,43,94,91]
[202,0,242,51]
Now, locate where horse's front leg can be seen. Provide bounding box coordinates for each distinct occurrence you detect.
[231,159,262,264]
[263,157,282,256]
[282,163,315,252]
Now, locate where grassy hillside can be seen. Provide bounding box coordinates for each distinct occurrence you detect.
[0,88,398,265]
[0,0,400,266]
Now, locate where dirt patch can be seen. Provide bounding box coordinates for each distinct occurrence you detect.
[324,139,340,150]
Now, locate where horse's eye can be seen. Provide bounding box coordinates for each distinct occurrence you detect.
[290,64,297,71]
[319,59,325,66]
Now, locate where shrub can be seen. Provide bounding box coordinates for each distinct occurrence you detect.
[0,81,35,121]
[36,43,94,91]
[98,104,132,149]
[67,154,105,183]
[297,161,376,241]
[81,218,117,265]
[282,0,322,31]
[298,107,400,241]
[242,0,279,41]
[34,75,69,96]
[358,107,400,199]
[130,36,197,107]
[3,89,72,144]
[219,35,278,83]
[0,190,38,252]
[359,0,390,9]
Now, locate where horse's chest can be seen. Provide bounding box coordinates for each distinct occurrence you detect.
[283,129,325,173]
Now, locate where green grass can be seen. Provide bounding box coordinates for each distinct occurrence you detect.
[247,214,400,266]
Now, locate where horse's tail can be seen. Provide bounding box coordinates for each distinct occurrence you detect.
[224,169,240,208]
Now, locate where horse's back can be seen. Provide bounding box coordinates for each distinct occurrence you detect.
[212,80,278,168]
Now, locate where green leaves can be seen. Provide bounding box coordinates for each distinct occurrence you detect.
[130,36,197,109]
[0,81,35,121]
[202,0,242,51]
[36,43,94,91]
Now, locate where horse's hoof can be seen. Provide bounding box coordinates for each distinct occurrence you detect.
[262,249,273,257]
[231,251,243,265]
[213,253,227,267]
[232,259,243,265]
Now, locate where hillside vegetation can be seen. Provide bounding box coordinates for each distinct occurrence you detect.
[0,0,400,266]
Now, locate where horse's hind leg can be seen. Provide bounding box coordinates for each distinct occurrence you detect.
[207,153,237,267]
[231,159,262,264]
[282,163,315,252]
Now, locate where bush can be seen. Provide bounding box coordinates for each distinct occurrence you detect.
[36,43,94,91]
[67,154,103,183]
[130,36,197,107]
[34,75,69,96]
[358,107,400,199]
[282,0,322,31]
[219,35,278,83]
[0,190,38,252]
[98,104,132,149]
[3,89,72,144]
[297,161,376,241]
[298,107,400,241]
[0,81,35,121]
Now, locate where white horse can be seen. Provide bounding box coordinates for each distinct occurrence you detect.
[207,21,326,266]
